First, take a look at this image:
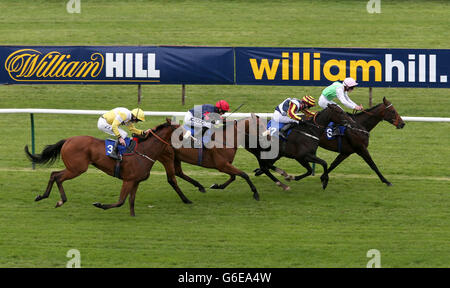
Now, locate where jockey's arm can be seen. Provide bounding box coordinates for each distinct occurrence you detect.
[287,102,302,121]
[336,87,357,109]
[303,109,316,117]
[125,122,144,136]
[111,119,123,138]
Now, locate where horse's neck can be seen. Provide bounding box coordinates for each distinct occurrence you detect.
[355,105,384,131]
[139,130,170,155]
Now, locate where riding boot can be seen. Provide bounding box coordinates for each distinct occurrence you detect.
[109,140,122,161]
[279,123,292,139]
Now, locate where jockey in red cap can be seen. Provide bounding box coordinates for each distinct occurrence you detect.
[183,100,230,140]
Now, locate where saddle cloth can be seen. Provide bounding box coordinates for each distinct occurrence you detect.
[325,122,347,140]
[105,137,137,157]
[266,120,292,140]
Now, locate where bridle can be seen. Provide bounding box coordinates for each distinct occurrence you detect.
[134,125,174,162]
[360,103,401,127]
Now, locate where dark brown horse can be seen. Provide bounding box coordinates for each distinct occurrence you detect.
[171,114,267,201]
[246,104,357,190]
[255,97,405,186]
[24,120,192,216]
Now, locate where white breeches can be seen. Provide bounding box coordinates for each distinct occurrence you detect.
[318,94,341,110]
[272,110,299,124]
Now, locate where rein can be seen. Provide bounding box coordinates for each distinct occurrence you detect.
[360,103,400,127]
[134,126,173,162]
[147,128,171,146]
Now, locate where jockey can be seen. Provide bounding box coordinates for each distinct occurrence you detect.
[97,107,149,160]
[273,95,316,138]
[318,77,363,111]
[183,100,230,139]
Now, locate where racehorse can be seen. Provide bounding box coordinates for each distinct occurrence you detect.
[255,97,405,186]
[171,114,267,201]
[246,104,358,190]
[24,119,192,216]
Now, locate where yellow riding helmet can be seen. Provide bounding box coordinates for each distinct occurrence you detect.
[131,108,145,122]
[302,95,316,107]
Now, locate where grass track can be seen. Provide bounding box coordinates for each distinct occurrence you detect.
[0,0,449,267]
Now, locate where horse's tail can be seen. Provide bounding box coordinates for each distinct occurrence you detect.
[24,139,66,166]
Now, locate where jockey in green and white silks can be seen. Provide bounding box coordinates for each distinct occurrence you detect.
[318,77,364,111]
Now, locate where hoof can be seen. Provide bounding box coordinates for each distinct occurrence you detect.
[321,179,329,190]
[198,186,206,193]
[35,195,43,202]
[92,202,103,209]
[284,175,294,182]
[385,182,393,186]
[210,183,220,189]
[55,200,64,208]
[253,193,260,201]
[253,169,263,176]
[283,186,291,191]
[184,199,193,204]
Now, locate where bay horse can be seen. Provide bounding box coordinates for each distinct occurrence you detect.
[170,114,267,201]
[245,104,357,190]
[255,97,405,186]
[24,119,192,216]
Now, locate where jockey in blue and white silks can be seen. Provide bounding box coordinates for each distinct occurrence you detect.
[183,100,230,140]
[272,95,316,138]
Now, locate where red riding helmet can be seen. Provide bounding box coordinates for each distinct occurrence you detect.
[215,100,230,112]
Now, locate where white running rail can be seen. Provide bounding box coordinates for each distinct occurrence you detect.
[0,108,449,122]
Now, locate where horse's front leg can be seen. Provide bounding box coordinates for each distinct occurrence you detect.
[93,180,134,212]
[356,148,392,186]
[294,154,329,190]
[210,175,236,189]
[217,163,260,201]
[174,159,206,193]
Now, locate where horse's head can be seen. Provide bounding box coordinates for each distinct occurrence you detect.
[325,104,357,127]
[382,97,405,129]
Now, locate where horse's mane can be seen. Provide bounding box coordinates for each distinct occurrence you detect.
[346,103,383,117]
[136,122,176,143]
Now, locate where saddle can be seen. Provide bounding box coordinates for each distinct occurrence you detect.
[325,122,347,153]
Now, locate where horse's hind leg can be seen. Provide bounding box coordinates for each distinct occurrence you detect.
[327,153,350,174]
[35,170,64,202]
[54,169,84,208]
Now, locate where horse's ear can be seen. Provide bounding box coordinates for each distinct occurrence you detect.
[166,117,171,124]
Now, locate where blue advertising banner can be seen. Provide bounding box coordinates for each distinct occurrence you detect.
[0,46,234,85]
[1,46,449,88]
[235,47,450,88]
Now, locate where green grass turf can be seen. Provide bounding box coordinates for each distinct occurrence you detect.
[0,0,449,267]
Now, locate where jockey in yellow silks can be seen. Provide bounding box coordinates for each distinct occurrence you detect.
[97,107,148,159]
